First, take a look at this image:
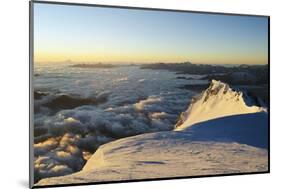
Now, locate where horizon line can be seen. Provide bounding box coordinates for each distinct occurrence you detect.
[34,60,268,65]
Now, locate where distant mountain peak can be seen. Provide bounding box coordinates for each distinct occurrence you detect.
[175,80,266,130]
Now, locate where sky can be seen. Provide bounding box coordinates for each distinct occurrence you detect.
[34,3,268,64]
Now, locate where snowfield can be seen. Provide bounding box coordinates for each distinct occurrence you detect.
[37,132,268,186]
[36,80,268,186]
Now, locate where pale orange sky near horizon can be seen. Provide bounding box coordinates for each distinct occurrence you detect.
[34,50,268,65]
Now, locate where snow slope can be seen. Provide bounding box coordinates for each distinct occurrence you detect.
[177,112,268,148]
[36,113,269,186]
[35,80,268,186]
[37,131,268,186]
[175,80,266,130]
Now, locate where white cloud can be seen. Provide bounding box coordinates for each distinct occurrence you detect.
[33,66,198,182]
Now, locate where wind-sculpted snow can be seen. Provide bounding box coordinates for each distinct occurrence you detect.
[175,80,266,130]
[37,131,268,186]
[179,112,268,148]
[33,65,202,182]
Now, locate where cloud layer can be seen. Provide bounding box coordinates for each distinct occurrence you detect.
[33,65,201,182]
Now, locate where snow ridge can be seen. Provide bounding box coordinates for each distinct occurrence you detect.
[175,80,266,130]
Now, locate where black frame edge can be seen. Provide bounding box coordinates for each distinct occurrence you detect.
[33,0,270,18]
[267,16,270,173]
[32,171,270,189]
[29,1,35,188]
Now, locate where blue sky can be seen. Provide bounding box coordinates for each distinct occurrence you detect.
[34,3,268,64]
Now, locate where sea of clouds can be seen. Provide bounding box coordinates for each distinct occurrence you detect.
[33,64,206,182]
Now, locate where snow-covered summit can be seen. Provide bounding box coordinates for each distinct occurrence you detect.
[175,80,266,130]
